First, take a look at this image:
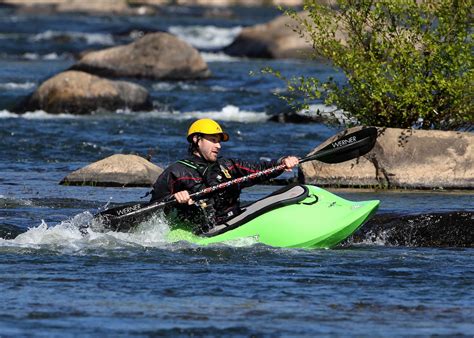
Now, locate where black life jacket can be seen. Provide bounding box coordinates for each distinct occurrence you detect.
[176,158,242,229]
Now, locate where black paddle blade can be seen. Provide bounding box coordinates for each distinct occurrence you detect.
[301,127,377,164]
[94,202,149,232]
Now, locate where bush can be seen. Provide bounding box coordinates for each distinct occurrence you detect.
[268,0,473,130]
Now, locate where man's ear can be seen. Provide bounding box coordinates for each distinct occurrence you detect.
[192,134,199,144]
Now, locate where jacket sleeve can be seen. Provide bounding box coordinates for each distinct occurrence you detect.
[225,158,285,188]
[150,163,204,203]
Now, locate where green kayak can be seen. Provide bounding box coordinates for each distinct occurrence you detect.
[166,184,379,249]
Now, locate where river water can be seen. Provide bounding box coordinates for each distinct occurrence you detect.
[0,5,472,336]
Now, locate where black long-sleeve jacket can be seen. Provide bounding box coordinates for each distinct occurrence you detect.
[150,154,284,230]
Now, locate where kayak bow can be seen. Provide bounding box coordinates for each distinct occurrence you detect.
[166,184,379,249]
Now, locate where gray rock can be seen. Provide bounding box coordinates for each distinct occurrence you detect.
[224,11,346,59]
[60,154,163,187]
[19,70,152,115]
[72,32,211,80]
[300,127,474,189]
[348,211,474,248]
[6,0,157,16]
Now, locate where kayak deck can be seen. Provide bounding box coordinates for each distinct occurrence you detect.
[167,185,379,249]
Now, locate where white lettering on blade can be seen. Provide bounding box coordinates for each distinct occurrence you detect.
[116,204,142,216]
[332,136,357,148]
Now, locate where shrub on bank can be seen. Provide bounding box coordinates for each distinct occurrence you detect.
[267,0,473,130]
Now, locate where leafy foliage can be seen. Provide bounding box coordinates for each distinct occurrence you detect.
[270,0,473,129]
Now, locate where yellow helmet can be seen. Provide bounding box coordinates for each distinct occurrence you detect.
[187,118,229,142]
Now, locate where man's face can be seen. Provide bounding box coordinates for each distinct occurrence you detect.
[195,134,222,162]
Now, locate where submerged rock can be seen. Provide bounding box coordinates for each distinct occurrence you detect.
[60,154,163,187]
[0,223,24,240]
[300,127,474,189]
[18,70,152,115]
[349,211,474,248]
[72,32,210,80]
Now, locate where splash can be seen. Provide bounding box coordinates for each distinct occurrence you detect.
[0,82,36,90]
[0,106,268,122]
[168,25,242,49]
[0,210,262,253]
[201,52,241,62]
[0,212,172,253]
[29,30,115,45]
[22,52,67,60]
[140,105,268,123]
[0,110,80,119]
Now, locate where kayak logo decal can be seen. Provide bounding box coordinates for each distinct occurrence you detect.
[331,136,357,148]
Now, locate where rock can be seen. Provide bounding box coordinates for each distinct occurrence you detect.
[72,32,211,80]
[175,0,303,5]
[268,104,343,124]
[60,154,164,187]
[347,211,474,248]
[5,0,157,15]
[300,127,474,189]
[18,70,152,115]
[0,223,24,240]
[224,11,347,59]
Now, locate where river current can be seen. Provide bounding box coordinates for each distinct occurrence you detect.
[0,5,472,336]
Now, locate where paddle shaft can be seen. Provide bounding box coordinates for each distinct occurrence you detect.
[108,162,288,221]
[97,127,378,225]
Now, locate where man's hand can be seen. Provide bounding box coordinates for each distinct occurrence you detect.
[282,156,299,171]
[174,190,194,204]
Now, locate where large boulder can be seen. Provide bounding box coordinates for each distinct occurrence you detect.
[19,71,152,114]
[300,127,474,189]
[224,12,311,59]
[60,154,164,187]
[72,32,211,80]
[224,11,346,59]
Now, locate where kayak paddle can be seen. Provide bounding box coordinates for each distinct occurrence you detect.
[94,126,378,231]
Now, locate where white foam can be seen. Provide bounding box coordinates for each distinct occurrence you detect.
[141,105,268,123]
[29,30,115,45]
[152,81,236,92]
[0,110,20,118]
[0,211,261,252]
[169,25,241,49]
[201,52,241,62]
[0,82,36,90]
[152,81,201,92]
[300,104,357,125]
[0,106,268,123]
[0,212,172,252]
[0,195,33,207]
[23,52,63,60]
[0,110,80,120]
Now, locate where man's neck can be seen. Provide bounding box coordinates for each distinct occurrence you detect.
[191,152,216,164]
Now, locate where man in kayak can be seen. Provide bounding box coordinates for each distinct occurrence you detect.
[150,118,299,234]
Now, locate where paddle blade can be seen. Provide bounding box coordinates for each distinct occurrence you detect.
[93,196,176,232]
[301,127,377,164]
[94,202,149,231]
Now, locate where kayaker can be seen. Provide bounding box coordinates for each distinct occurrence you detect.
[150,118,299,234]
